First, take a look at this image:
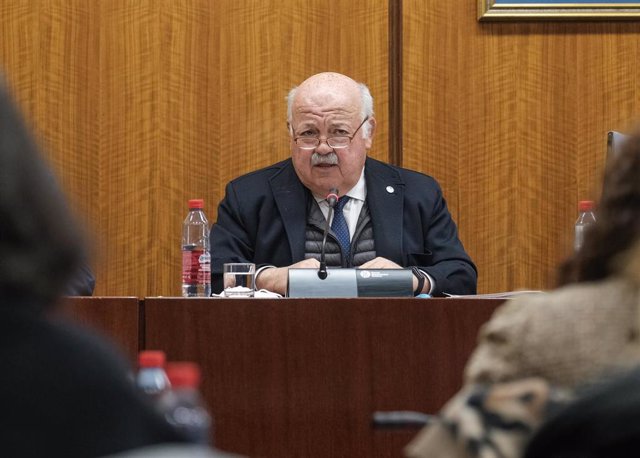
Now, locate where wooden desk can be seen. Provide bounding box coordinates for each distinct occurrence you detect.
[144,297,503,457]
[60,296,141,363]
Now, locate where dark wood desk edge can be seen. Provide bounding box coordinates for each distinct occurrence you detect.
[142,296,507,302]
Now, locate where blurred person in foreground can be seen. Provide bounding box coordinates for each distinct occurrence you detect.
[210,72,476,296]
[524,365,640,458]
[0,77,229,457]
[405,129,640,458]
[65,262,96,295]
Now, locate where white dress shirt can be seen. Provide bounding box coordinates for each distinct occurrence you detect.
[313,169,367,239]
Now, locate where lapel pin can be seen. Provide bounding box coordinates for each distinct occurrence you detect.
[386,186,394,194]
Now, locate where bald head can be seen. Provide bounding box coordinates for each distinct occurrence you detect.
[300,72,360,92]
[287,72,374,136]
[286,72,377,198]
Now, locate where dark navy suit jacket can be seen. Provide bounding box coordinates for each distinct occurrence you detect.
[210,157,477,296]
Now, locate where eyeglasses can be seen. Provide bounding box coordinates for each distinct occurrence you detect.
[293,117,369,150]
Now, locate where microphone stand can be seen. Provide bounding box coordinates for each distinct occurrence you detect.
[318,189,339,280]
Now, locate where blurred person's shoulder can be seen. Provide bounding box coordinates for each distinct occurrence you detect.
[489,276,639,351]
[0,303,187,456]
[0,304,133,397]
[465,276,639,386]
[509,275,637,320]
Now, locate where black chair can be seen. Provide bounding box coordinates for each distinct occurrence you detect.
[371,410,433,430]
[607,130,630,160]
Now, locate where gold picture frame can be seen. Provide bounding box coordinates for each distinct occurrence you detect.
[479,1,640,21]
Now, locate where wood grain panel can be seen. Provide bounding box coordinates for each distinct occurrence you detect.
[511,24,577,289]
[404,1,640,293]
[405,1,521,293]
[98,1,161,297]
[369,298,502,456]
[0,1,99,226]
[215,0,389,200]
[144,297,503,457]
[4,0,638,296]
[0,2,39,119]
[575,24,639,199]
[152,0,220,297]
[58,296,141,363]
[1,0,387,297]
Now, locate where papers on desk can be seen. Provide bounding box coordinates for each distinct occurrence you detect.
[443,290,545,299]
[253,289,282,298]
[211,289,283,298]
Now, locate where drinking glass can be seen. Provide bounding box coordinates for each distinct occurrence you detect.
[223,263,256,297]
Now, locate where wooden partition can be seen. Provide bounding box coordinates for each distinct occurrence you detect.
[2,1,640,297]
[403,1,640,293]
[0,0,388,297]
[59,296,141,363]
[144,297,503,457]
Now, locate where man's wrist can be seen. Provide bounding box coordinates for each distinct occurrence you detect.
[411,267,435,296]
[411,266,426,296]
[255,265,276,290]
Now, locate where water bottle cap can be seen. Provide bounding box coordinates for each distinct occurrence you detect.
[188,199,204,209]
[578,200,594,212]
[138,350,166,368]
[166,362,201,388]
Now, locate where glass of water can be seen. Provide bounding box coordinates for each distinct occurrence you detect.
[223,263,256,297]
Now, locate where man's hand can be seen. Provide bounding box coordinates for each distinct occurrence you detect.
[358,256,402,270]
[255,258,321,295]
[359,257,430,294]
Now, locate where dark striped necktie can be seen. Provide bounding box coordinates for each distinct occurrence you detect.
[331,196,351,258]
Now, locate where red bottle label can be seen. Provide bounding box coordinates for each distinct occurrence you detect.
[182,250,203,285]
[182,249,209,284]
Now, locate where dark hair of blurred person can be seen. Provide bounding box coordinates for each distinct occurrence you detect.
[0,74,95,298]
[0,75,191,456]
[524,137,640,458]
[0,78,83,304]
[557,130,640,286]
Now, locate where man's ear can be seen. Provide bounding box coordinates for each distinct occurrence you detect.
[364,117,376,149]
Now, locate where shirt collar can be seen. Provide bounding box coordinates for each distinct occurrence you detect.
[313,167,367,204]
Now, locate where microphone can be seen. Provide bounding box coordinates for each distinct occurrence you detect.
[318,188,339,280]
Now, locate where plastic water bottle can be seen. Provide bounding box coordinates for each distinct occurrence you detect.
[159,362,213,445]
[182,199,211,297]
[136,350,171,401]
[574,200,596,252]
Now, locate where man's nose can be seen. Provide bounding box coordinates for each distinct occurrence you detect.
[315,139,334,154]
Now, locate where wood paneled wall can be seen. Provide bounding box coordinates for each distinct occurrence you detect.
[404,1,640,293]
[0,0,388,296]
[1,1,638,296]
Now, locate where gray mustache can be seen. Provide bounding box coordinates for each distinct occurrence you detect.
[311,152,338,166]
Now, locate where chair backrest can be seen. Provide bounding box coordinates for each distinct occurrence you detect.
[607,130,630,160]
[603,130,632,198]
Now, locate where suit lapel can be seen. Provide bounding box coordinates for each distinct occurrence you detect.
[268,158,406,264]
[365,158,405,263]
[269,161,307,262]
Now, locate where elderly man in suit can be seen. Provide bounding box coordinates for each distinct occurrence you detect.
[210,72,476,296]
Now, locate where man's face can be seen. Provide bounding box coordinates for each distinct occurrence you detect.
[289,85,374,198]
